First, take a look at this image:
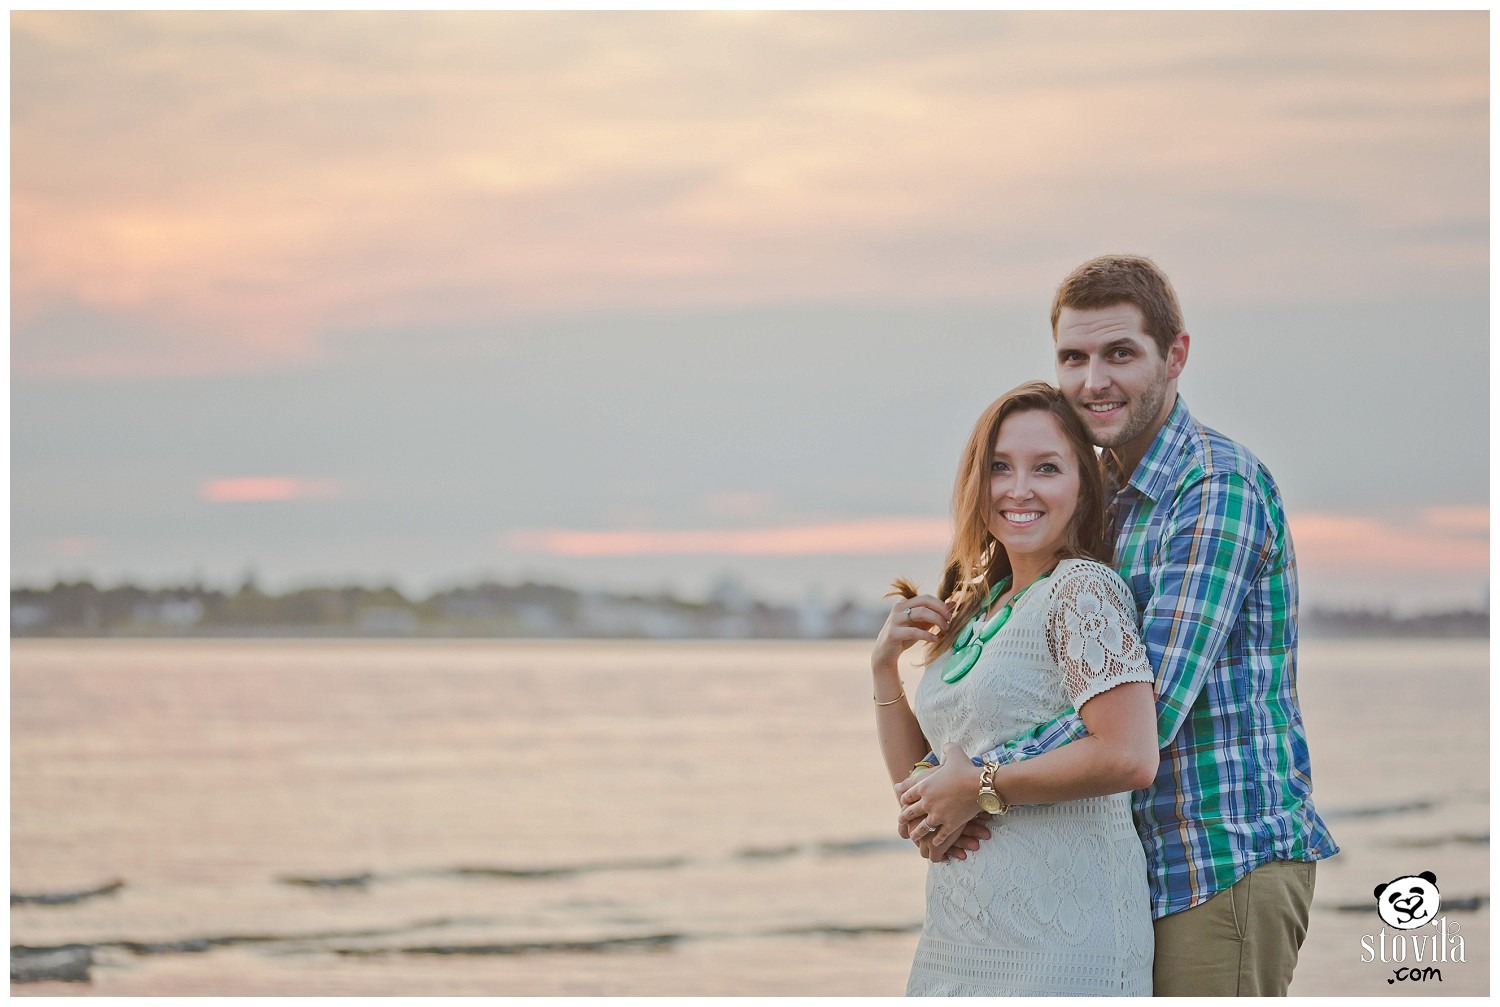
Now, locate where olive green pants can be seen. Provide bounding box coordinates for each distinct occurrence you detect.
[1153,860,1316,996]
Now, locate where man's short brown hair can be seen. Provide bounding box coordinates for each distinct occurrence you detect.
[1050,255,1184,358]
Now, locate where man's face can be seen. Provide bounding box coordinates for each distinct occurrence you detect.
[1053,303,1185,455]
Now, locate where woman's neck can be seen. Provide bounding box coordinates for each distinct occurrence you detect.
[1006,556,1055,597]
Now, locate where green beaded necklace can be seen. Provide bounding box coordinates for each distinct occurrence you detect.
[940,570,1051,683]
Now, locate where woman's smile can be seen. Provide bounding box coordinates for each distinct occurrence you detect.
[987,409,1080,568]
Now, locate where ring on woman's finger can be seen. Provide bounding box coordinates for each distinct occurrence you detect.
[904,607,912,618]
[926,823,939,834]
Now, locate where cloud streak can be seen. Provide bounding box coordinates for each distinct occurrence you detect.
[502,509,1488,580]
[1291,507,1487,575]
[503,517,952,557]
[11,11,1487,380]
[199,478,347,503]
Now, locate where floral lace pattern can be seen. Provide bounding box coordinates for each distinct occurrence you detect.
[1046,561,1152,709]
[908,559,1155,996]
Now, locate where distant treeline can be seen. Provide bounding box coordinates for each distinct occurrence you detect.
[9,576,884,640]
[8,577,1487,640]
[1301,605,1488,640]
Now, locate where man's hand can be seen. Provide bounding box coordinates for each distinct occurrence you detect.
[921,817,991,861]
[896,805,990,858]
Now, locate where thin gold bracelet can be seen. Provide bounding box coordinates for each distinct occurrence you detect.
[873,689,905,707]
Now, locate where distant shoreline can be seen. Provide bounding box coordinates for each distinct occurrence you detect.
[10,583,1489,643]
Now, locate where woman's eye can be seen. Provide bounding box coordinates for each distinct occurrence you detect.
[1038,463,1060,474]
[990,461,1008,473]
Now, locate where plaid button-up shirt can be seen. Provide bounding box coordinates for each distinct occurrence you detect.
[979,396,1338,918]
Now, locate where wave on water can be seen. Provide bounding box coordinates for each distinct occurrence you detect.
[11,880,124,906]
[11,838,926,983]
[266,841,902,893]
[12,915,660,983]
[11,915,926,983]
[446,856,688,880]
[1321,798,1436,820]
[1332,893,1488,914]
[333,933,683,957]
[816,838,909,856]
[769,923,921,937]
[1386,832,1488,848]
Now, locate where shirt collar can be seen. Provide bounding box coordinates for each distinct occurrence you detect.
[1104,395,1192,503]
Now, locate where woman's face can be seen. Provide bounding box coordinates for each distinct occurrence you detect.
[986,408,1081,570]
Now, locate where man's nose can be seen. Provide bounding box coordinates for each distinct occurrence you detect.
[1084,360,1110,393]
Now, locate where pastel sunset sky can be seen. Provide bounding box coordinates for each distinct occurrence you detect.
[11,11,1489,610]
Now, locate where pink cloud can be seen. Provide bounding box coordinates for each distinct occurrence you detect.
[1288,508,1486,574]
[503,517,952,557]
[199,478,346,503]
[53,537,97,558]
[502,509,1488,576]
[1417,505,1489,534]
[11,12,1485,384]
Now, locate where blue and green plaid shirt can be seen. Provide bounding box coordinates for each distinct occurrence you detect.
[979,396,1338,918]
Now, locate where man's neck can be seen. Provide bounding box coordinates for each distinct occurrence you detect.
[1104,442,1151,485]
[1104,396,1178,484]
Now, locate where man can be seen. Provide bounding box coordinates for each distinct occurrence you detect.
[896,255,1338,996]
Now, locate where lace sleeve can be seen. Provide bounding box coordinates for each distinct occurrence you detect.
[1045,562,1155,709]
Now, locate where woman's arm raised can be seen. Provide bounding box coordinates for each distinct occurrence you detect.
[871,592,950,785]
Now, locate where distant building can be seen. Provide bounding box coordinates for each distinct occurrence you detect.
[132,598,204,628]
[11,603,48,630]
[356,606,419,635]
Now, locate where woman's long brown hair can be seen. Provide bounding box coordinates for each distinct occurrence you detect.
[889,381,1109,660]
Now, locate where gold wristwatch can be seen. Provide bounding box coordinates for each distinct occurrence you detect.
[977,759,1010,815]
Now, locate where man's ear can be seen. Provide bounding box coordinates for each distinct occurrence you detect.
[1166,331,1189,380]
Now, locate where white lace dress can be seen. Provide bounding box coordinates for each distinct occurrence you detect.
[906,559,1155,996]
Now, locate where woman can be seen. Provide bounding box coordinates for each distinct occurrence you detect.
[870,381,1158,996]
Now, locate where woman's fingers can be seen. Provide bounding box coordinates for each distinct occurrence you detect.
[900,595,952,633]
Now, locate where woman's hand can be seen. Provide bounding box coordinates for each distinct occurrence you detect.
[896,742,984,853]
[872,594,951,671]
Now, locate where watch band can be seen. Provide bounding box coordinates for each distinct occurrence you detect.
[979,759,1011,815]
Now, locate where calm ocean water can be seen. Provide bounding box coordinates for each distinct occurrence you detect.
[11,638,1488,996]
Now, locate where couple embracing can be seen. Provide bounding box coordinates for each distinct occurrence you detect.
[871,255,1339,996]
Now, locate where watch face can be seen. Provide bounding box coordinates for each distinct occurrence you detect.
[977,791,1002,814]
